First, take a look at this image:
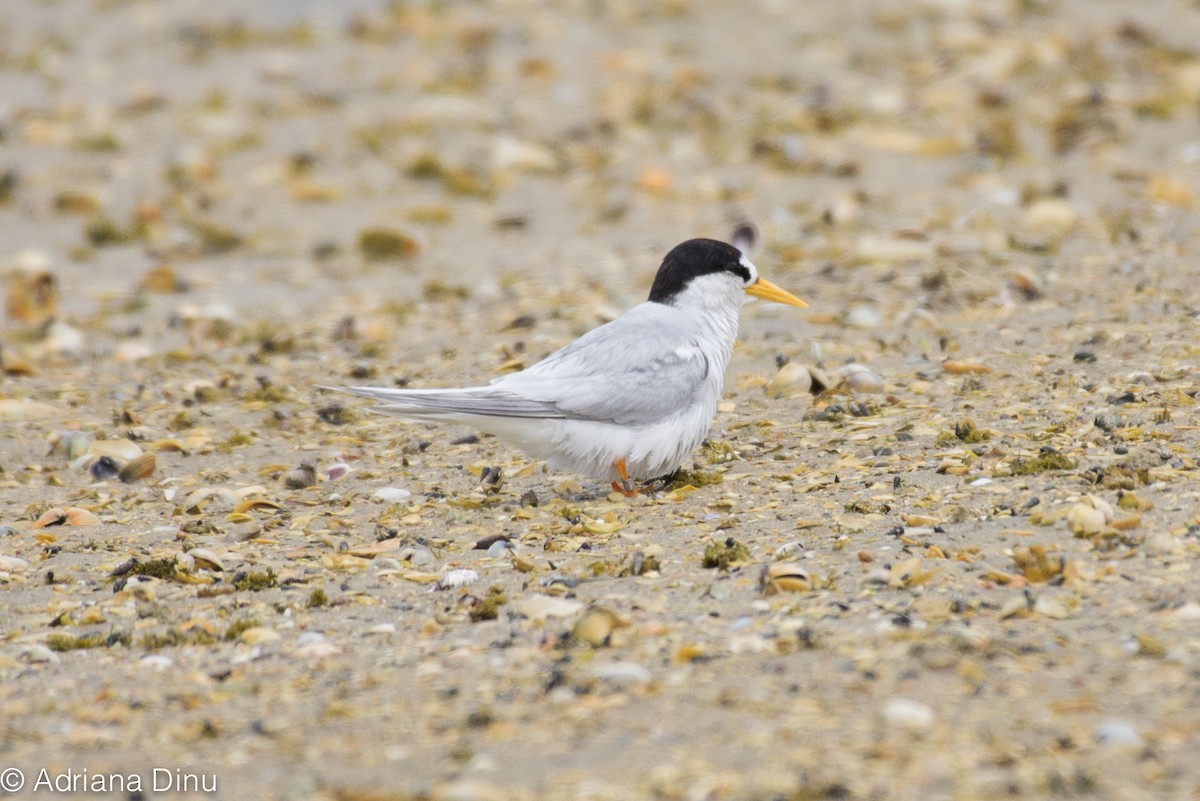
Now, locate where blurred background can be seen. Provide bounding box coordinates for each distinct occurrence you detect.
[4,0,1198,339]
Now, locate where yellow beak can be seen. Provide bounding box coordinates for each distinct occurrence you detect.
[745,277,808,307]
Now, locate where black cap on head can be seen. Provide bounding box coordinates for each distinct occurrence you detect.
[647,239,751,304]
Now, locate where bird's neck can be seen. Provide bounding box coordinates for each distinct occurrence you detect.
[676,295,743,369]
[658,275,748,368]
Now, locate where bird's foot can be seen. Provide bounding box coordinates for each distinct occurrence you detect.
[611,458,639,498]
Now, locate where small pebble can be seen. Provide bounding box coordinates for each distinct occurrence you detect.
[41,320,85,356]
[239,627,282,645]
[373,487,412,503]
[845,306,882,328]
[296,633,340,659]
[408,547,435,567]
[0,555,30,571]
[590,661,653,690]
[296,632,328,647]
[284,463,317,489]
[114,341,152,363]
[1095,719,1143,748]
[863,568,891,586]
[140,655,173,671]
[514,596,583,621]
[882,697,935,731]
[18,645,59,664]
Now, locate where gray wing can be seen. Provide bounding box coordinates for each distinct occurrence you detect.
[331,385,565,419]
[493,303,710,425]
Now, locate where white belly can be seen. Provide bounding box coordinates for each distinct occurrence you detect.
[470,381,720,481]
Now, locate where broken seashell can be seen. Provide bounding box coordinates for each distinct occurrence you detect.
[87,439,144,462]
[491,136,562,173]
[323,462,352,481]
[321,553,371,571]
[589,661,653,689]
[346,539,401,558]
[759,562,813,594]
[1012,544,1065,583]
[174,551,195,573]
[1032,594,1071,619]
[65,508,99,525]
[882,697,935,731]
[118,452,156,483]
[514,595,582,621]
[231,498,282,515]
[0,555,30,571]
[239,627,281,645]
[140,264,185,294]
[47,431,93,460]
[1022,197,1077,240]
[0,398,58,422]
[187,548,225,572]
[296,636,340,659]
[582,514,624,534]
[283,463,317,489]
[372,486,411,503]
[888,557,935,588]
[180,487,238,513]
[773,541,805,559]
[844,306,882,328]
[767,362,812,399]
[1009,269,1042,300]
[113,341,153,363]
[1067,504,1107,535]
[836,364,884,395]
[510,553,537,573]
[1080,493,1115,520]
[5,266,59,324]
[571,606,630,648]
[41,320,85,356]
[1067,494,1115,536]
[33,507,99,527]
[140,655,173,671]
[942,360,993,375]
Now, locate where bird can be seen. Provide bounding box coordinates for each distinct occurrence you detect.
[332,229,807,496]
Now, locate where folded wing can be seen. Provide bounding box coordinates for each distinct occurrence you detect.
[494,303,710,425]
[334,385,564,419]
[335,304,710,427]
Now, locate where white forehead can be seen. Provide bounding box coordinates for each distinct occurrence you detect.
[740,254,759,285]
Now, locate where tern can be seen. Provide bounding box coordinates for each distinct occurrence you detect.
[334,229,807,495]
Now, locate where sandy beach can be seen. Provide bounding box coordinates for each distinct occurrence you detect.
[2,1,1200,798]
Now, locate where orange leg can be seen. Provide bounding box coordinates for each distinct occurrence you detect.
[610,458,639,497]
